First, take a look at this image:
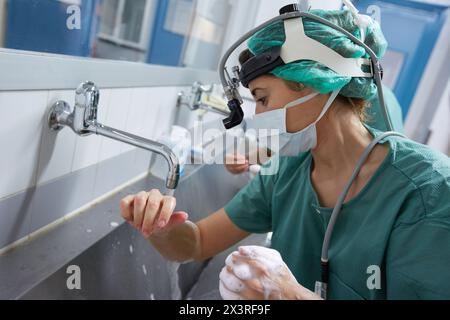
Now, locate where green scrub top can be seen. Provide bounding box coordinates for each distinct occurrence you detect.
[224,126,450,299]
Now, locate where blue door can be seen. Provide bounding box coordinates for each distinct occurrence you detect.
[354,0,449,118]
[146,0,194,66]
[6,0,98,57]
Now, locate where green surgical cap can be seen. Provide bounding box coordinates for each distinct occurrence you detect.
[247,9,388,100]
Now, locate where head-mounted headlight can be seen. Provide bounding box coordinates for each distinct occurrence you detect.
[219,3,390,131]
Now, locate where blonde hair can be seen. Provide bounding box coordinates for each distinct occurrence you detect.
[284,78,369,122]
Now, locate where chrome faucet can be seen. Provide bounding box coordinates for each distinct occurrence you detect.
[177,82,231,117]
[48,81,180,190]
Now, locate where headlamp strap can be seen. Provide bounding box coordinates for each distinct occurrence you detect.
[281,17,373,78]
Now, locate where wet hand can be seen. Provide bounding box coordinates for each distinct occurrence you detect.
[119,189,188,238]
[225,153,249,175]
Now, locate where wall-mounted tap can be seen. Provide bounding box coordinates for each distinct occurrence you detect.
[48,81,180,190]
[177,82,231,118]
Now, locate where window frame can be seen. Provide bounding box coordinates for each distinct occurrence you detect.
[0,0,259,91]
[0,48,218,90]
[97,0,157,51]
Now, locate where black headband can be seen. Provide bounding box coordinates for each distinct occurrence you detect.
[238,46,286,88]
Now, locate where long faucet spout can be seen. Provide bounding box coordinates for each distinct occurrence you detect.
[87,123,180,190]
[47,81,180,190]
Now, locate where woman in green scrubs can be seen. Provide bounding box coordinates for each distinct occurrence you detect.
[119,9,450,299]
[224,83,404,175]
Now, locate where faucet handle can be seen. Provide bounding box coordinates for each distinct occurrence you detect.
[75,81,100,123]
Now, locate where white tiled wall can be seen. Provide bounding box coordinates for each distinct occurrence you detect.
[139,88,161,140]
[98,88,133,162]
[0,85,183,202]
[0,91,48,199]
[152,87,181,139]
[122,88,151,153]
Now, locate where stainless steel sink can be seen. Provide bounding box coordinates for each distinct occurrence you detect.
[15,164,265,300]
[20,223,172,300]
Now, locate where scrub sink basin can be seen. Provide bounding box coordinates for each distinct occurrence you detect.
[4,164,266,300]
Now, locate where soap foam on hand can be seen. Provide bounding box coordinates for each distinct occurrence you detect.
[219,268,245,292]
[225,253,253,280]
[219,279,242,300]
[219,246,289,300]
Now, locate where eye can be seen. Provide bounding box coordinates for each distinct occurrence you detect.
[257,97,267,106]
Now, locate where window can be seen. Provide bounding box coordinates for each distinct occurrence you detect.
[97,0,155,50]
[0,0,257,71]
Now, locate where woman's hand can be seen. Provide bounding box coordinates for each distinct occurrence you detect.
[219,246,322,300]
[119,189,188,238]
[225,153,249,175]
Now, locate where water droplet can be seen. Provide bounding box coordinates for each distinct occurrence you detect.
[142,264,147,276]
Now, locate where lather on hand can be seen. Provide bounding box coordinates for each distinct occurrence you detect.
[220,246,322,300]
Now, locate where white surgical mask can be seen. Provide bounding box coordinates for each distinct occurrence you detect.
[246,89,340,156]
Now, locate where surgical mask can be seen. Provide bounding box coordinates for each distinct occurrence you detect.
[246,89,340,156]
